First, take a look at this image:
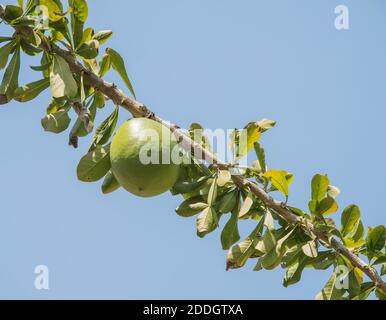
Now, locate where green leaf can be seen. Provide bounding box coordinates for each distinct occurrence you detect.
[238,189,254,219]
[50,54,78,99]
[302,241,318,258]
[13,78,50,102]
[70,0,88,22]
[261,229,294,269]
[76,40,99,59]
[256,229,276,254]
[77,144,111,182]
[316,196,339,215]
[311,174,330,202]
[221,198,240,250]
[207,177,218,206]
[40,53,52,79]
[310,251,336,270]
[171,176,210,195]
[107,48,136,98]
[381,265,386,276]
[20,38,41,56]
[260,248,282,270]
[341,205,361,239]
[69,0,88,48]
[0,36,13,44]
[0,41,15,70]
[24,0,37,14]
[41,109,71,133]
[226,235,260,270]
[254,142,266,173]
[283,254,307,287]
[218,190,238,214]
[366,225,386,258]
[221,209,240,250]
[349,282,375,300]
[4,5,23,22]
[263,170,293,198]
[373,255,386,266]
[101,170,120,194]
[315,273,343,300]
[93,30,113,45]
[49,17,73,45]
[176,196,208,218]
[89,106,119,151]
[30,62,51,72]
[93,91,105,109]
[260,227,297,271]
[0,48,20,98]
[348,269,362,297]
[196,207,218,238]
[98,53,111,77]
[375,288,386,300]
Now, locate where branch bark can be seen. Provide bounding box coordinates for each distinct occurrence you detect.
[1,6,385,294]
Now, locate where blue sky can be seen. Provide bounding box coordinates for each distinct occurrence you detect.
[0,0,385,299]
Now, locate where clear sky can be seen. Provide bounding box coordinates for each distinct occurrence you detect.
[0,0,386,299]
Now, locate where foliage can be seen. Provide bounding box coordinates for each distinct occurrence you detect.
[0,0,385,300]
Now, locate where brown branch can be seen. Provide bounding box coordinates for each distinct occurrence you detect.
[1,6,385,294]
[68,101,93,148]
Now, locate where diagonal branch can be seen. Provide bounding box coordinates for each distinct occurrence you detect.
[1,6,385,294]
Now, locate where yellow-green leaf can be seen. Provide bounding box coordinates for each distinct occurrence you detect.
[263,170,293,197]
[93,30,113,45]
[236,122,261,160]
[39,0,63,22]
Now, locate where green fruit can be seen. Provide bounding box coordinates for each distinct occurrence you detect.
[110,118,180,197]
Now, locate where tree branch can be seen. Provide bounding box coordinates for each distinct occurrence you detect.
[1,6,385,294]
